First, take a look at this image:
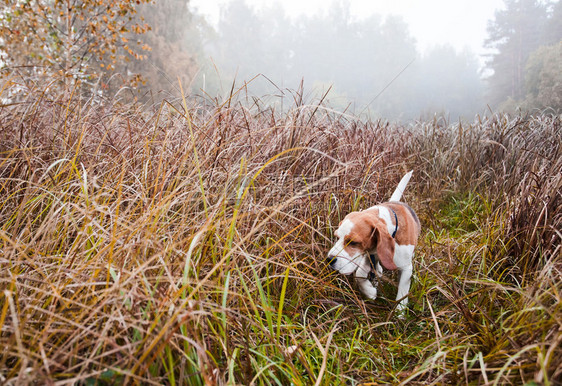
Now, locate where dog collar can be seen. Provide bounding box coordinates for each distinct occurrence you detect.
[390,209,398,238]
[368,254,377,281]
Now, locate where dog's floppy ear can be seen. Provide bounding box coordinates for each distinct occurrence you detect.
[370,223,396,270]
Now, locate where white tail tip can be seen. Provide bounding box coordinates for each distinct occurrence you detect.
[389,170,413,202]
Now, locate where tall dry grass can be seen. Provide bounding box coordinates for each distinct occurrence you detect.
[0,81,561,385]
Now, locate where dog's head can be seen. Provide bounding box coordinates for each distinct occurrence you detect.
[327,210,396,275]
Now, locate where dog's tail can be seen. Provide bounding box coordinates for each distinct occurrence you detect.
[389,170,413,202]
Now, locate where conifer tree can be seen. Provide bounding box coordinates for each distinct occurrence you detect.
[484,0,547,107]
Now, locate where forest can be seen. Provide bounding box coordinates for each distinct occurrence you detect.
[1,0,561,119]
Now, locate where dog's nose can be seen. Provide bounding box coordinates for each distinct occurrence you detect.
[326,256,337,267]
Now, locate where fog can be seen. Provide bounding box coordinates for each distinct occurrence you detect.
[141,0,560,121]
[191,0,492,121]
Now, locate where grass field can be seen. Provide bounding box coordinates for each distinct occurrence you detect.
[1,82,561,385]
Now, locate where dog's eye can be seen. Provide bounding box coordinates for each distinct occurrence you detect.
[348,241,360,247]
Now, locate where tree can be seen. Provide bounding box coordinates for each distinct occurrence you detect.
[368,15,418,119]
[125,0,205,99]
[210,0,294,97]
[543,0,562,45]
[0,0,152,93]
[415,46,484,120]
[523,42,562,113]
[484,0,548,107]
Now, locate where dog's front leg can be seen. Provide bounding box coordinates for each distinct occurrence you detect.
[396,264,413,311]
[355,255,378,299]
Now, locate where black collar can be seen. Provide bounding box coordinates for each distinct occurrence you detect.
[390,208,398,238]
[368,253,378,279]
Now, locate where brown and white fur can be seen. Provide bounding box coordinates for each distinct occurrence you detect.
[327,171,420,311]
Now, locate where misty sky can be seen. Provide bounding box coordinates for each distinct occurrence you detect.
[190,0,505,56]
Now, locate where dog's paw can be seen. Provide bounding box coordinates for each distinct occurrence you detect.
[357,280,378,299]
[395,302,409,318]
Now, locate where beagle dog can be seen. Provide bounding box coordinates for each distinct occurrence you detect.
[327,171,420,311]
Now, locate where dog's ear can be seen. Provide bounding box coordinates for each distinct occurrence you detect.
[370,224,396,270]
